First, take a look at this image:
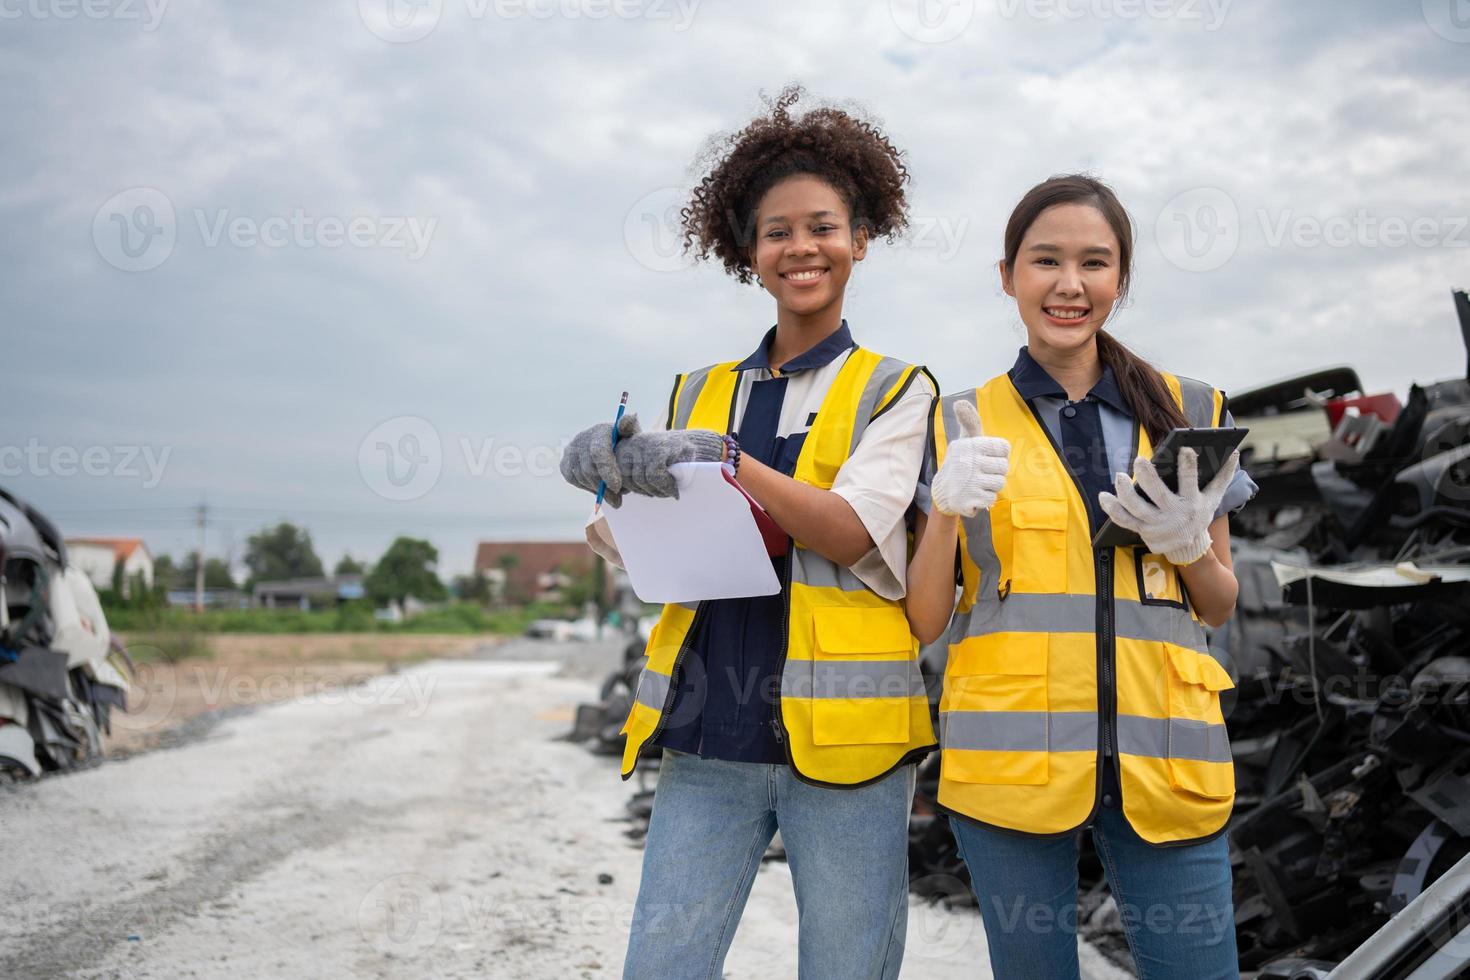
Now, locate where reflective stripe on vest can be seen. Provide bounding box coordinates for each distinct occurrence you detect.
[934,370,1235,844]
[620,348,937,786]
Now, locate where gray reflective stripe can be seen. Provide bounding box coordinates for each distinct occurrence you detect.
[941,710,1097,753]
[782,659,924,700]
[794,549,869,593]
[635,669,671,711]
[1176,376,1218,429]
[940,391,1003,615]
[671,365,716,430]
[849,356,912,452]
[675,600,699,612]
[1117,714,1231,763]
[957,593,1209,655]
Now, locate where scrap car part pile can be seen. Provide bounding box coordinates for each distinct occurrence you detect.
[0,486,133,780]
[1209,289,1470,973]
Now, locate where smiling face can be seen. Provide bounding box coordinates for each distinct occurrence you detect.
[749,174,867,320]
[1000,202,1122,356]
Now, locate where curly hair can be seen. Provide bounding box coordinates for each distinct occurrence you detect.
[681,85,910,284]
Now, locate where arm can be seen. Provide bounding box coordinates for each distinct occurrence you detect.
[1178,516,1238,628]
[737,456,875,567]
[904,509,961,645]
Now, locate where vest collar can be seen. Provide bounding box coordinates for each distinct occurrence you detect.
[1008,346,1130,416]
[733,320,855,374]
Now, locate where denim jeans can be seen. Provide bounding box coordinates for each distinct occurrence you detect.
[623,750,916,980]
[951,806,1238,979]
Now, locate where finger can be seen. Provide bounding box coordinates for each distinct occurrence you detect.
[1131,457,1173,505]
[1175,447,1201,498]
[1111,470,1156,521]
[1098,491,1144,531]
[593,442,623,494]
[1202,449,1240,497]
[953,400,985,440]
[616,412,642,439]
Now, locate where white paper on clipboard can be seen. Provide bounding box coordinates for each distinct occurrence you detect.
[594,462,781,604]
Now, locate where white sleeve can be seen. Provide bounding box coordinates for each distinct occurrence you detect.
[828,372,936,600]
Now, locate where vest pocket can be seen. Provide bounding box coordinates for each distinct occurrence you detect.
[942,633,1050,785]
[808,606,914,746]
[1164,646,1235,800]
[1004,497,1069,594]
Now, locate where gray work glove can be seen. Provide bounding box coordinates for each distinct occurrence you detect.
[614,428,726,500]
[560,413,642,507]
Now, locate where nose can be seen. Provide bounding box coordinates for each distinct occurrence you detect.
[786,230,819,257]
[1055,263,1084,297]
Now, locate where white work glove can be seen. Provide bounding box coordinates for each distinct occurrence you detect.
[1097,447,1239,565]
[931,401,1011,519]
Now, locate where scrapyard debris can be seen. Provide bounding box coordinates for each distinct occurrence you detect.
[570,290,1470,975]
[0,487,134,781]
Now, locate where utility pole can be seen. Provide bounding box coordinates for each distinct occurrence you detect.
[194,501,207,613]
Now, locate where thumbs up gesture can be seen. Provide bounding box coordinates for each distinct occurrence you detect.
[931,400,1011,519]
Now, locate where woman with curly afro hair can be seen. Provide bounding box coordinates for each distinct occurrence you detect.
[560,86,938,978]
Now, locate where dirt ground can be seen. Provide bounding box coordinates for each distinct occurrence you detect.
[105,633,490,756]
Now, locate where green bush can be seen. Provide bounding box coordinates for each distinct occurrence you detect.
[101,601,567,636]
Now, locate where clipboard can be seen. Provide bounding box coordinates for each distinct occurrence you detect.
[599,462,783,603]
[1091,426,1249,550]
[721,467,788,557]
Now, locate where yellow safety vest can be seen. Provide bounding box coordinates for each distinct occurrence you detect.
[934,371,1235,845]
[620,347,939,786]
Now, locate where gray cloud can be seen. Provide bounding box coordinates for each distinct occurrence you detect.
[5,0,1468,574]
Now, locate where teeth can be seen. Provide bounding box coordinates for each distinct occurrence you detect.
[785,269,824,281]
[1045,307,1088,320]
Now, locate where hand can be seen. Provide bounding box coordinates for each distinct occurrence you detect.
[931,401,1011,519]
[614,428,726,500]
[560,413,642,507]
[1097,448,1239,565]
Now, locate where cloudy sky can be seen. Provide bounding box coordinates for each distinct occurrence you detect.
[6,0,1469,578]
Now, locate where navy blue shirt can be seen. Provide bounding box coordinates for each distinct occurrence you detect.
[653,324,859,764]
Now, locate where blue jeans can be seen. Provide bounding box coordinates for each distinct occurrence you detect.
[951,806,1238,979]
[623,750,916,980]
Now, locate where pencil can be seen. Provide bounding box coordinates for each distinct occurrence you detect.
[593,390,630,514]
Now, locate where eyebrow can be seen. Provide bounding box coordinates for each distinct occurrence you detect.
[762,210,840,227]
[1027,242,1115,257]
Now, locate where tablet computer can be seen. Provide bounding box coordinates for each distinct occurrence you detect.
[1091,426,1249,550]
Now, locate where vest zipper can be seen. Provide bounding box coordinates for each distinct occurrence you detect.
[1097,550,1117,767]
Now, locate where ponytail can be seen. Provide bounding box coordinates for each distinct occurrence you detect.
[1095,330,1188,445]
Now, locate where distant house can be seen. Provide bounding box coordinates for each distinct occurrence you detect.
[252,575,365,611]
[166,588,248,610]
[472,541,606,603]
[66,537,154,596]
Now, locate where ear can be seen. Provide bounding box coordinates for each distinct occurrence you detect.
[852,224,869,262]
[998,259,1015,297]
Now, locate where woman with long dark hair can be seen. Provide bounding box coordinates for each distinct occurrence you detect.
[904,174,1255,978]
